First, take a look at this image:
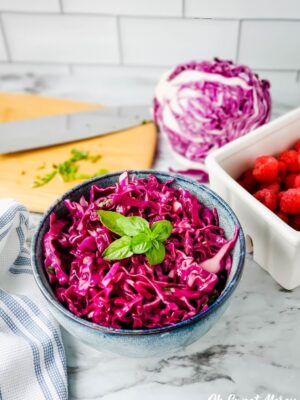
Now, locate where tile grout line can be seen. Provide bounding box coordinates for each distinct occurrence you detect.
[0,10,183,19]
[182,0,185,17]
[116,16,124,65]
[0,10,240,21]
[0,13,11,62]
[58,0,64,13]
[235,19,242,63]
[0,60,299,73]
[296,71,300,82]
[1,11,300,21]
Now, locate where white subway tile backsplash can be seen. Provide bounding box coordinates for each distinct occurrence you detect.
[0,27,7,61]
[256,70,300,108]
[239,21,300,69]
[185,0,300,19]
[63,0,182,17]
[0,2,299,111]
[72,64,165,80]
[0,0,60,12]
[120,18,238,66]
[2,14,119,64]
[71,65,166,105]
[256,70,297,86]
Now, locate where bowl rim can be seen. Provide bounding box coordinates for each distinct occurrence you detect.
[31,170,245,336]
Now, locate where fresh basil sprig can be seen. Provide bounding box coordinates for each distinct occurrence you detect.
[101,236,133,260]
[97,210,172,265]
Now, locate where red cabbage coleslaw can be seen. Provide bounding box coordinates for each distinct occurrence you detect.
[43,172,239,329]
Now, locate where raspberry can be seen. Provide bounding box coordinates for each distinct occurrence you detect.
[294,139,300,152]
[290,215,300,231]
[284,174,300,189]
[254,188,277,211]
[278,191,284,203]
[294,175,300,188]
[237,169,258,193]
[236,140,300,227]
[279,150,300,173]
[284,174,297,189]
[279,188,300,214]
[276,211,289,224]
[260,182,280,194]
[253,155,279,182]
[278,161,287,180]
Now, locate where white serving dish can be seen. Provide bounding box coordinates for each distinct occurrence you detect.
[206,107,300,290]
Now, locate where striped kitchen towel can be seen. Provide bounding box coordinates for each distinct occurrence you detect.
[0,199,68,400]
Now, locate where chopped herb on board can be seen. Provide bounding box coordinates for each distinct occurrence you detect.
[32,148,108,188]
[37,162,46,170]
[33,170,57,188]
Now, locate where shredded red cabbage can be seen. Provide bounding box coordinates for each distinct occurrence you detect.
[43,172,239,329]
[169,168,209,184]
[153,58,271,164]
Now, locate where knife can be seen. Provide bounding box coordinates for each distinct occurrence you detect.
[0,105,152,154]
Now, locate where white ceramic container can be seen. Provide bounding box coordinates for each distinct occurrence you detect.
[206,107,300,290]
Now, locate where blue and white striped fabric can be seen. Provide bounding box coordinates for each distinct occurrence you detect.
[0,199,68,400]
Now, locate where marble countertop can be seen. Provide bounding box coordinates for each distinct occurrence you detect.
[3,73,300,400]
[64,254,300,400]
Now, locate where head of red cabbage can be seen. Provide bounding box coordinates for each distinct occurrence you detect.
[43,172,239,330]
[153,59,271,164]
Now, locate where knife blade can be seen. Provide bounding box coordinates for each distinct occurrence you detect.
[0,105,152,154]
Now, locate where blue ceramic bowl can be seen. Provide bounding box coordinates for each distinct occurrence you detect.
[32,171,245,358]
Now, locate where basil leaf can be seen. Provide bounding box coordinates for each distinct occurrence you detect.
[98,210,168,264]
[97,210,127,236]
[117,216,149,237]
[131,233,152,254]
[102,236,133,260]
[152,239,160,250]
[151,220,172,242]
[146,242,165,265]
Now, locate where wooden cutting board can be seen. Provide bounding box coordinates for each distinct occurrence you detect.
[0,93,157,213]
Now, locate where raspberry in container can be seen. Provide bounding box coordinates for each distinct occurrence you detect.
[237,148,300,230]
[206,107,300,290]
